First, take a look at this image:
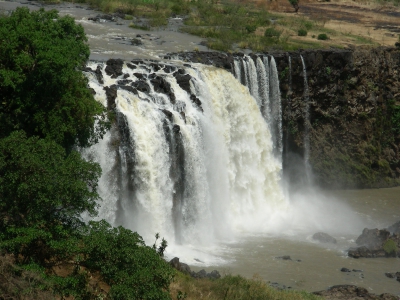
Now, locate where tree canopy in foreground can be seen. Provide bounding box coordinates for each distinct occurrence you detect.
[0,7,108,150]
[0,8,174,299]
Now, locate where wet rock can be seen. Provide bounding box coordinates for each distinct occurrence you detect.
[127,63,136,70]
[190,94,203,112]
[88,87,96,95]
[385,272,400,282]
[312,232,337,244]
[313,284,399,299]
[348,245,386,258]
[104,85,117,110]
[131,38,143,46]
[161,109,173,122]
[117,79,132,85]
[133,73,146,79]
[276,255,292,260]
[341,268,351,272]
[132,81,150,93]
[95,66,104,84]
[173,72,192,93]
[123,73,130,79]
[173,125,180,133]
[150,76,176,103]
[119,85,137,94]
[356,228,391,250]
[89,14,115,22]
[105,58,124,78]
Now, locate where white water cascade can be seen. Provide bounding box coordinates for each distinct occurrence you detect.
[233,55,282,161]
[83,60,286,253]
[300,55,312,183]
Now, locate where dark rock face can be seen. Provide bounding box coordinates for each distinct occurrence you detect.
[347,221,400,258]
[313,285,399,300]
[105,58,124,78]
[313,232,337,244]
[169,257,221,279]
[165,51,234,70]
[104,85,118,110]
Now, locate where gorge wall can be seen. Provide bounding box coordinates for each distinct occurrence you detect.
[172,47,400,189]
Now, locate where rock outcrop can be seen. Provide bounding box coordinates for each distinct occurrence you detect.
[347,221,400,258]
[169,257,221,279]
[313,285,399,300]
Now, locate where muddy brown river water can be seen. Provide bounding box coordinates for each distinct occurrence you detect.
[1,0,399,295]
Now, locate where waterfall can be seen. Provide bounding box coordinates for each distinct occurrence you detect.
[285,56,292,163]
[83,60,286,247]
[269,57,283,160]
[232,55,283,161]
[300,55,312,183]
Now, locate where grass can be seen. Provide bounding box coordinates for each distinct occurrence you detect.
[170,272,323,300]
[63,0,391,52]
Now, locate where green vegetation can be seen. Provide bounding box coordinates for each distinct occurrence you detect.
[0,7,108,151]
[383,239,398,256]
[298,29,307,36]
[317,33,329,40]
[0,8,174,299]
[170,273,323,300]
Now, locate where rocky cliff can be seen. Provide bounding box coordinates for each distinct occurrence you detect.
[169,47,400,189]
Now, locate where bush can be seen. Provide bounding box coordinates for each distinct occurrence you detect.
[264,27,281,39]
[298,29,307,36]
[82,220,175,300]
[317,33,329,40]
[383,239,398,256]
[245,24,257,33]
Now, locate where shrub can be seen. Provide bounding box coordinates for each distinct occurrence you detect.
[317,33,329,40]
[264,27,281,39]
[82,220,175,300]
[245,24,257,33]
[383,239,398,256]
[298,29,307,36]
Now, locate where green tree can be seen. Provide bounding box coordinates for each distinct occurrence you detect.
[0,7,108,150]
[0,131,101,265]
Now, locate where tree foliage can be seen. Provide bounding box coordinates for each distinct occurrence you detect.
[0,131,101,264]
[0,7,108,150]
[0,8,174,299]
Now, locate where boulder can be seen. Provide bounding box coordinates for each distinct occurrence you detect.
[312,232,337,244]
[313,284,399,299]
[356,228,391,250]
[104,85,117,110]
[105,59,124,78]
